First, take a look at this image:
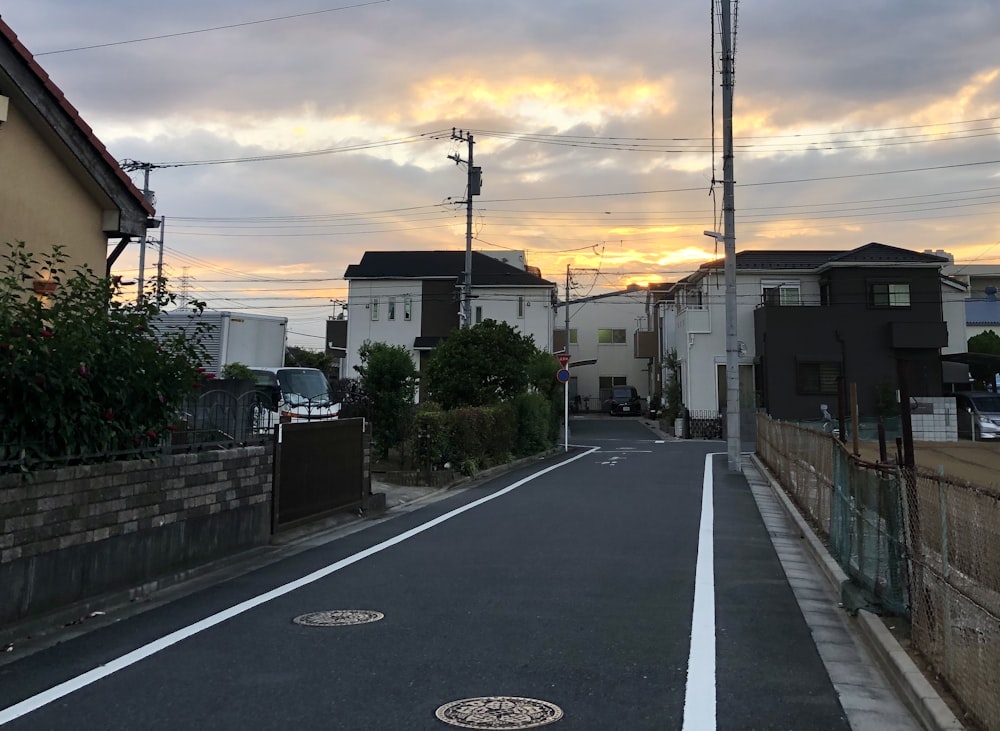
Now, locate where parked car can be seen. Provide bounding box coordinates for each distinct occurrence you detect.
[955,392,1000,440]
[606,386,643,416]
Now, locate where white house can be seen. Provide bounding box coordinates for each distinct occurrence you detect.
[555,287,652,410]
[341,250,557,387]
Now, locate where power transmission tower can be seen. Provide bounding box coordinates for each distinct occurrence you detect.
[448,129,482,327]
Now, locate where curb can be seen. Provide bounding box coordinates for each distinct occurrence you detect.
[747,454,965,731]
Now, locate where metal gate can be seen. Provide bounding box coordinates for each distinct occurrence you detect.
[272,418,368,530]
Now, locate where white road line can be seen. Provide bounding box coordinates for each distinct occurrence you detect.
[0,448,600,726]
[682,452,718,731]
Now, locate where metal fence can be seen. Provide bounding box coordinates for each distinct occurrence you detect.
[172,383,275,447]
[1,385,274,474]
[756,413,1000,731]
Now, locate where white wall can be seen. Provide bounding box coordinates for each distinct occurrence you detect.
[564,291,650,405]
[941,282,968,354]
[344,281,421,378]
[472,286,554,352]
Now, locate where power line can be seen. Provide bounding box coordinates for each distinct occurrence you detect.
[35,1,391,56]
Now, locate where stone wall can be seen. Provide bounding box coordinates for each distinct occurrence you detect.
[0,445,272,628]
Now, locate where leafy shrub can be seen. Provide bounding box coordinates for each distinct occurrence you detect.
[221,362,254,381]
[354,341,418,460]
[514,392,555,455]
[1,242,209,469]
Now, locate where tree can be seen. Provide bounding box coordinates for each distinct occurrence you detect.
[286,346,337,382]
[1,242,209,468]
[968,330,1000,389]
[423,320,539,409]
[663,349,683,423]
[354,341,418,460]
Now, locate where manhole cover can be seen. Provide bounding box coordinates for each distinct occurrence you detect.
[292,609,384,627]
[435,696,564,729]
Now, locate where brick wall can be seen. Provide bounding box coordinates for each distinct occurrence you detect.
[0,445,273,628]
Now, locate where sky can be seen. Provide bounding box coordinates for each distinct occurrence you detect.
[3,1,999,348]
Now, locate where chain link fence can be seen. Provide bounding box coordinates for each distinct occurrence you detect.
[756,413,1000,731]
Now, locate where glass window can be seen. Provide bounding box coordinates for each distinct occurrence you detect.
[475,306,483,324]
[387,297,396,321]
[517,296,525,318]
[762,281,801,306]
[404,297,412,321]
[598,328,627,344]
[569,329,578,344]
[797,362,840,395]
[870,282,910,308]
[370,298,379,321]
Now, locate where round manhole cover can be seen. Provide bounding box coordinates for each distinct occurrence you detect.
[292,610,384,627]
[435,696,564,729]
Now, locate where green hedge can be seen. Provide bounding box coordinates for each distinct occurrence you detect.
[413,395,553,476]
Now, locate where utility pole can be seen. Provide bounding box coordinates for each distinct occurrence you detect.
[155,216,165,301]
[448,129,481,327]
[120,160,161,304]
[565,264,571,346]
[137,164,151,304]
[720,0,741,472]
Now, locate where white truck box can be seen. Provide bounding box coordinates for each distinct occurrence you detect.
[153,310,287,376]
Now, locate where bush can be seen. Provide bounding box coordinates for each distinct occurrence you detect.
[514,392,555,455]
[221,362,254,381]
[354,341,418,461]
[1,242,210,469]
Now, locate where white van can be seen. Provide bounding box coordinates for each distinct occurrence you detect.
[250,367,341,430]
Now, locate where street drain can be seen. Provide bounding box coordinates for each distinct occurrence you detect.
[435,696,563,729]
[291,609,384,627]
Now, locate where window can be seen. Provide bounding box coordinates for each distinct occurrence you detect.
[387,297,396,321]
[870,282,910,308]
[517,296,525,318]
[370,298,379,321]
[404,297,412,321]
[475,306,483,324]
[598,328,627,344]
[569,329,578,344]
[762,280,801,306]
[599,376,628,389]
[797,361,841,395]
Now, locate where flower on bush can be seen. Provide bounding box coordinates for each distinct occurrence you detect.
[1,241,209,468]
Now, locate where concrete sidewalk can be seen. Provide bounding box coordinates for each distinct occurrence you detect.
[745,453,965,731]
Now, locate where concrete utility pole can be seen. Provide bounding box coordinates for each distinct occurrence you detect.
[137,164,151,304]
[720,0,741,472]
[448,130,481,327]
[155,216,165,301]
[565,264,571,343]
[120,160,160,304]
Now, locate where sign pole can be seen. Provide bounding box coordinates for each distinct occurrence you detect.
[564,376,569,452]
[556,352,572,452]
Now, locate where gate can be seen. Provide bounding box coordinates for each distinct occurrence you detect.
[272,418,368,530]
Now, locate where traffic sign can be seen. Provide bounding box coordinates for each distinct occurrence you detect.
[556,368,570,383]
[556,352,571,367]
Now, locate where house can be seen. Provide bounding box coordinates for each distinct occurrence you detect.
[667,242,959,428]
[553,286,657,410]
[0,16,153,282]
[339,250,557,387]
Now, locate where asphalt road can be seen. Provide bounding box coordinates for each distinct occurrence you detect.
[0,418,883,730]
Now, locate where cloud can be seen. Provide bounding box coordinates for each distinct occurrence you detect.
[3,0,998,347]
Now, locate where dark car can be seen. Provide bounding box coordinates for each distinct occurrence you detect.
[606,386,643,416]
